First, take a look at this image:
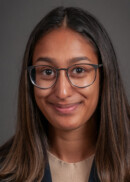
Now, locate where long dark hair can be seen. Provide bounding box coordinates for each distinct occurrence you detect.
[0,7,129,182]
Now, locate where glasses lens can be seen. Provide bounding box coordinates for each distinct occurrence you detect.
[68,64,96,87]
[30,66,57,88]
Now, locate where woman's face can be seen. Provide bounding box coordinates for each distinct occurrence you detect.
[32,28,100,131]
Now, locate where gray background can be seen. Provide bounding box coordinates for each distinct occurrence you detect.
[0,0,130,145]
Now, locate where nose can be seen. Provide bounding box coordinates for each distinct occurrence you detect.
[54,70,73,99]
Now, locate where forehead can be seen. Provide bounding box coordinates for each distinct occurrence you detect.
[32,28,98,65]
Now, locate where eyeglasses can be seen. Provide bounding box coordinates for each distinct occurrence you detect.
[27,63,103,89]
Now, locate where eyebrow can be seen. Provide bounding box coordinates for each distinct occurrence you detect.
[35,56,92,64]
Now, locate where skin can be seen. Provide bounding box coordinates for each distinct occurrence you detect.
[32,28,100,162]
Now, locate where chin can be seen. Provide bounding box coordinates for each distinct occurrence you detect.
[48,116,87,131]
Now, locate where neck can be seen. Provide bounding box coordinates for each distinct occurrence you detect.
[48,117,98,163]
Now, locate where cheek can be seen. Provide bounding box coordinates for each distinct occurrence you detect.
[81,75,100,114]
[34,87,50,111]
[88,86,99,110]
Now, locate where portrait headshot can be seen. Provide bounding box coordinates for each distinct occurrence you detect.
[0,0,130,182]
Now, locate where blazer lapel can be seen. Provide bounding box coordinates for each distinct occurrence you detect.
[88,160,100,182]
[41,160,100,182]
[41,163,52,182]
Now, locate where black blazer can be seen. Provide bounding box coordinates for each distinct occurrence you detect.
[42,160,100,182]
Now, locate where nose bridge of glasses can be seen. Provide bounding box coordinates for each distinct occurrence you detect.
[57,68,68,71]
[56,67,68,76]
[56,67,70,84]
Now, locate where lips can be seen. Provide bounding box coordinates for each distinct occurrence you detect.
[49,102,81,114]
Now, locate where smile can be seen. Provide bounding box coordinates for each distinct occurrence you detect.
[49,102,81,114]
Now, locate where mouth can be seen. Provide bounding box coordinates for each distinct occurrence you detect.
[49,102,82,114]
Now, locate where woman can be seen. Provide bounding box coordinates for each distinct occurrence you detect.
[0,6,129,182]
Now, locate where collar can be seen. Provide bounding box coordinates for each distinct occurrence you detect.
[41,159,100,182]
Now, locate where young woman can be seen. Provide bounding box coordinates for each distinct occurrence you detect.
[0,7,129,182]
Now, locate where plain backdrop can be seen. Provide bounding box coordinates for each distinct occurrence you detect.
[0,0,130,145]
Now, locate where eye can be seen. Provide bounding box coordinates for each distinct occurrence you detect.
[73,67,85,74]
[36,66,56,80]
[69,64,94,79]
[37,66,55,76]
[42,69,54,75]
